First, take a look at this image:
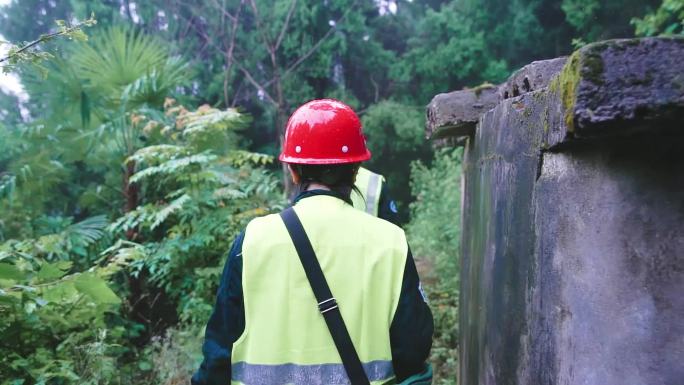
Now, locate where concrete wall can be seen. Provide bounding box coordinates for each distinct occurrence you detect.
[426,37,684,385]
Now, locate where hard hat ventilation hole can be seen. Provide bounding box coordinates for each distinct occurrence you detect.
[295,146,302,153]
[341,145,349,153]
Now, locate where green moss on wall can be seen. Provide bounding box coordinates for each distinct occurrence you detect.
[581,47,605,86]
[549,51,581,133]
[472,82,496,97]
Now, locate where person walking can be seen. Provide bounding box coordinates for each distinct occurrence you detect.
[351,166,400,225]
[192,99,433,385]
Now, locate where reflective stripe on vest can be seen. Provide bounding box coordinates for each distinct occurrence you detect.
[233,195,407,385]
[352,167,384,217]
[232,360,394,385]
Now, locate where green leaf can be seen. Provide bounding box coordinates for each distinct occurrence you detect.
[74,273,120,304]
[55,261,73,270]
[42,281,78,303]
[0,263,25,281]
[37,263,68,282]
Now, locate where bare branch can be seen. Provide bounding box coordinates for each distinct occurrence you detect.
[0,18,96,65]
[275,0,298,51]
[210,0,237,22]
[222,0,244,107]
[263,1,358,87]
[230,79,245,107]
[178,10,267,106]
[248,0,275,54]
[238,64,277,106]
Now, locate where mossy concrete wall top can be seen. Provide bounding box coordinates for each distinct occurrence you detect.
[428,37,684,385]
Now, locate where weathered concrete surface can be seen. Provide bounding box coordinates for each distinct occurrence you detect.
[459,93,544,385]
[547,37,684,147]
[425,85,499,140]
[425,57,567,147]
[499,57,567,99]
[447,37,684,385]
[532,139,684,385]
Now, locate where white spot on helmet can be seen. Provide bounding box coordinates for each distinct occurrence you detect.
[341,145,349,153]
[295,146,302,153]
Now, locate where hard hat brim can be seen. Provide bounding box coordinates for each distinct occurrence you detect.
[278,150,371,165]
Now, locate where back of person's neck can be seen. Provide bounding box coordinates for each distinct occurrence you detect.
[305,183,331,191]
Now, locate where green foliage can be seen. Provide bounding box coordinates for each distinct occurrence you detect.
[361,101,432,221]
[23,26,188,129]
[407,148,463,384]
[111,101,282,327]
[407,148,462,292]
[559,0,663,42]
[562,0,601,35]
[0,16,96,76]
[0,0,73,43]
[391,2,509,103]
[0,216,138,384]
[1,2,670,383]
[71,28,188,108]
[633,0,684,36]
[1,21,280,380]
[0,27,192,239]
[0,100,281,384]
[142,326,204,385]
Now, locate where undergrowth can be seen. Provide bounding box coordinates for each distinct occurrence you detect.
[407,147,463,384]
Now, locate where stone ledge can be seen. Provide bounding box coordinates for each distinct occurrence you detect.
[500,57,567,100]
[425,85,499,143]
[426,37,684,150]
[426,57,567,146]
[551,37,684,140]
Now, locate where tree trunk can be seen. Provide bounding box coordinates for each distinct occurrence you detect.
[123,161,139,240]
[274,72,294,197]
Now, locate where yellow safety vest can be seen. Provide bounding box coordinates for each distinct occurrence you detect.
[351,167,385,217]
[232,195,408,384]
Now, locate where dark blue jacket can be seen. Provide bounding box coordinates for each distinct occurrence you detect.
[192,191,433,384]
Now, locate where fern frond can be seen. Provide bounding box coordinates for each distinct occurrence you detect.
[126,144,187,166]
[129,153,216,184]
[97,239,147,278]
[109,205,156,233]
[0,174,16,200]
[226,150,274,167]
[212,187,247,200]
[177,107,245,136]
[151,194,191,230]
[65,215,108,246]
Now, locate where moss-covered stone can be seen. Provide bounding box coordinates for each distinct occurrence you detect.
[472,82,497,97]
[581,47,605,86]
[549,51,581,133]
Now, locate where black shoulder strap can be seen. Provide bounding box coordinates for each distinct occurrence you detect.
[279,207,371,385]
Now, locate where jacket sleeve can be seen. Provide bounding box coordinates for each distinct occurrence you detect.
[377,182,401,226]
[191,232,245,385]
[389,247,434,382]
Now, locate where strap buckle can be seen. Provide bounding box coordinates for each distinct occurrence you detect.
[318,297,338,314]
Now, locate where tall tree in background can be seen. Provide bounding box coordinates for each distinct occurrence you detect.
[633,0,684,36]
[561,0,663,42]
[0,0,71,42]
[1,0,665,207]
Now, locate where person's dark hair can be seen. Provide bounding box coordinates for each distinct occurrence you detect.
[292,163,363,204]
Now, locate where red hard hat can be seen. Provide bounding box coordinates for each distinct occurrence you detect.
[279,99,371,164]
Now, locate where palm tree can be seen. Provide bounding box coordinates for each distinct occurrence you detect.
[11,27,189,222]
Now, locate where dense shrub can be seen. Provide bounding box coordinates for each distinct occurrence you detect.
[361,101,433,222]
[407,147,463,384]
[407,148,462,292]
[0,102,281,384]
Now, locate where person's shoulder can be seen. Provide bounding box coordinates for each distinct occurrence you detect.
[245,211,282,232]
[354,208,406,242]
